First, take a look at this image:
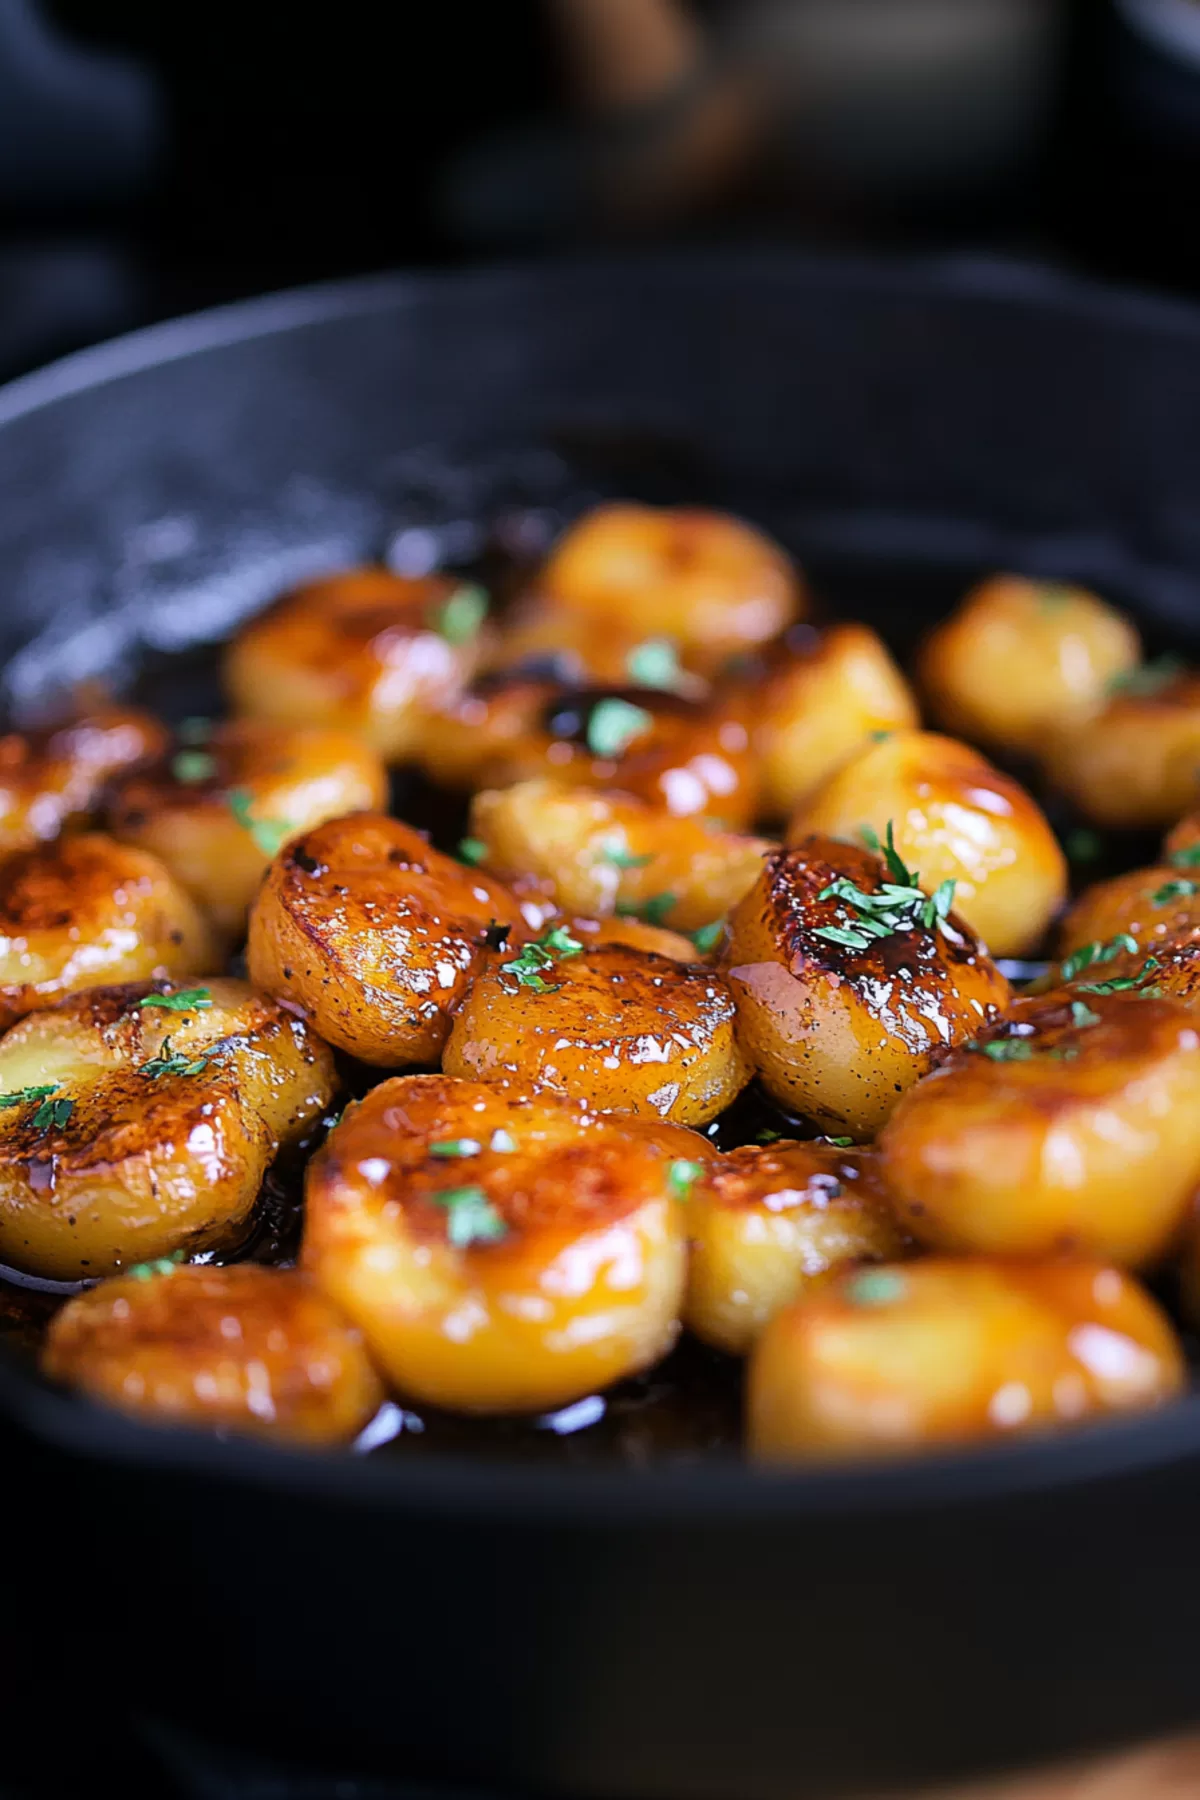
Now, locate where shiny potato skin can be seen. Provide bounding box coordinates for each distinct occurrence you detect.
[879,991,1200,1266]
[1165,810,1200,862]
[790,730,1067,958]
[468,779,771,933]
[420,679,759,827]
[43,1264,382,1444]
[302,1075,686,1412]
[568,913,698,963]
[539,502,803,672]
[224,567,484,758]
[742,623,918,819]
[1045,672,1200,829]
[1056,864,1200,967]
[443,942,751,1125]
[0,833,215,1031]
[685,1140,907,1355]
[748,1256,1184,1463]
[247,813,524,1067]
[0,704,167,855]
[723,837,1010,1139]
[483,598,708,693]
[109,720,387,939]
[918,575,1140,754]
[0,977,336,1280]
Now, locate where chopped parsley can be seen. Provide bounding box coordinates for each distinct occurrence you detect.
[847,1269,906,1306]
[431,583,488,645]
[822,1136,855,1148]
[32,1095,73,1130]
[1171,842,1200,869]
[1059,934,1139,982]
[434,1184,508,1248]
[814,833,956,949]
[0,1083,61,1109]
[586,697,652,760]
[1108,654,1185,697]
[626,638,682,691]
[458,837,488,866]
[755,1128,782,1144]
[1070,1000,1101,1028]
[136,987,213,1013]
[500,924,584,993]
[1152,878,1199,907]
[171,749,216,784]
[596,841,654,870]
[668,1159,705,1200]
[138,1035,225,1079]
[430,1138,481,1158]
[126,1250,186,1282]
[968,1038,1035,1062]
[228,788,293,856]
[690,921,724,954]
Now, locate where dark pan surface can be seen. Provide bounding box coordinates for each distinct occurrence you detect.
[5,256,1200,1798]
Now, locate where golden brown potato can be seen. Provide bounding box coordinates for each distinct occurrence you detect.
[43,1264,382,1443]
[443,934,751,1125]
[419,679,759,827]
[917,575,1140,755]
[748,1257,1184,1463]
[224,567,487,758]
[538,503,802,672]
[0,977,335,1280]
[735,623,918,820]
[303,1074,686,1412]
[108,719,388,940]
[1044,667,1200,829]
[790,730,1067,957]
[1165,810,1200,864]
[1055,864,1200,971]
[482,599,709,695]
[247,813,525,1066]
[467,779,771,934]
[879,990,1200,1266]
[723,836,1010,1139]
[684,1139,907,1355]
[567,913,698,963]
[0,703,167,855]
[0,833,215,1031]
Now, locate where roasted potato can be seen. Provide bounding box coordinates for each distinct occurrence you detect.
[567,913,698,963]
[748,1257,1184,1462]
[917,575,1140,754]
[443,933,751,1125]
[0,703,167,855]
[0,833,215,1031]
[1056,864,1200,972]
[467,779,771,934]
[108,719,387,939]
[483,599,708,695]
[224,567,487,758]
[303,1074,687,1412]
[43,1263,382,1444]
[0,977,335,1280]
[1165,810,1200,864]
[684,1139,907,1354]
[723,836,1010,1139]
[789,729,1067,957]
[1044,667,1200,829]
[247,813,525,1066]
[879,990,1200,1266]
[538,502,802,672]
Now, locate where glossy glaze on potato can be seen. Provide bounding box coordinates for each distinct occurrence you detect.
[918,575,1140,755]
[0,833,215,1031]
[1056,863,1200,966]
[303,1074,686,1412]
[723,837,1010,1139]
[248,813,527,1066]
[0,704,167,856]
[109,719,387,939]
[880,991,1200,1266]
[443,939,751,1125]
[468,779,771,934]
[0,977,335,1280]
[482,599,709,694]
[789,730,1066,958]
[43,1264,382,1443]
[684,1140,907,1355]
[748,1256,1184,1462]
[224,567,486,758]
[1045,670,1200,829]
[567,913,698,963]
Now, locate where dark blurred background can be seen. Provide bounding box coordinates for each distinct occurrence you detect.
[3,0,1200,385]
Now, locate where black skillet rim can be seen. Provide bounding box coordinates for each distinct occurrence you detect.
[5,248,1200,1521]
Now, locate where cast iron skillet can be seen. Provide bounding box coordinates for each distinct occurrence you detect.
[4,256,1200,1800]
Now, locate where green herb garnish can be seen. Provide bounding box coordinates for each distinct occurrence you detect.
[430,1139,481,1159]
[1171,842,1200,869]
[0,1083,60,1110]
[228,788,293,857]
[586,697,652,760]
[626,638,682,691]
[500,924,584,993]
[848,1269,906,1306]
[458,838,488,866]
[1108,654,1185,697]
[171,749,216,784]
[755,1129,782,1144]
[138,1035,225,1080]
[32,1095,73,1130]
[1152,878,1199,907]
[1070,1000,1101,1028]
[968,1039,1035,1061]
[815,830,956,947]
[434,1185,508,1248]
[1059,934,1139,982]
[431,583,488,645]
[126,1250,186,1282]
[136,987,213,1014]
[668,1159,705,1200]
[690,921,724,954]
[596,841,654,870]
[823,1136,855,1148]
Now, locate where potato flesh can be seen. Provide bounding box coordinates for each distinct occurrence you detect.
[748,1256,1184,1461]
[43,1264,383,1444]
[1045,675,1200,829]
[0,977,335,1279]
[302,1075,686,1412]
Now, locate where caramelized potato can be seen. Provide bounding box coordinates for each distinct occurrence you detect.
[790,730,1067,957]
[303,1075,686,1412]
[247,813,524,1066]
[1056,864,1200,968]
[918,575,1140,754]
[443,935,750,1125]
[109,720,387,939]
[0,977,335,1280]
[419,679,759,826]
[468,779,771,934]
[740,623,918,819]
[539,503,802,672]
[1044,669,1200,829]
[723,837,1010,1139]
[43,1264,382,1444]
[568,913,698,963]
[224,567,486,758]
[0,834,215,1031]
[685,1140,907,1354]
[1165,810,1200,863]
[880,991,1200,1266]
[748,1257,1183,1462]
[0,704,167,855]
[484,599,707,694]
